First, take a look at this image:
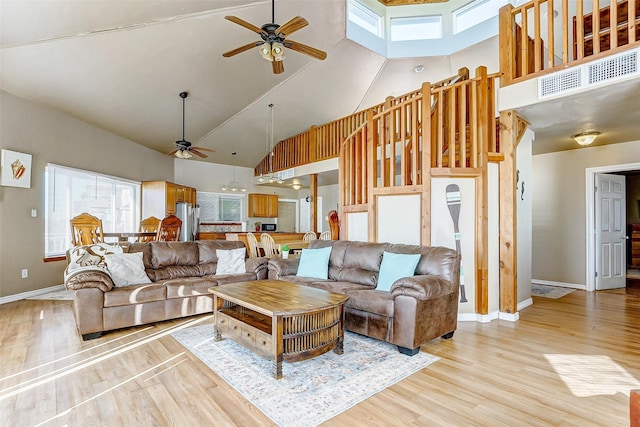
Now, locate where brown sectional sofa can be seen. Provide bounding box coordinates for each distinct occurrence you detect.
[267,240,460,355]
[65,240,268,340]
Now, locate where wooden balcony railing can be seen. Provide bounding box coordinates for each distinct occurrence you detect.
[500,0,640,86]
[341,67,500,209]
[254,68,470,177]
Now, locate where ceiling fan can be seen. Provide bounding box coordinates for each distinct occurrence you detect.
[222,0,327,74]
[167,92,214,159]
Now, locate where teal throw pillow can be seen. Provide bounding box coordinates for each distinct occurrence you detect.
[296,247,332,280]
[377,251,421,292]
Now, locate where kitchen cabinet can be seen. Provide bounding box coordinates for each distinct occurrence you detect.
[248,193,278,218]
[142,181,196,219]
[631,224,640,268]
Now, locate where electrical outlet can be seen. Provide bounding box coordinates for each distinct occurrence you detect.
[21,269,28,279]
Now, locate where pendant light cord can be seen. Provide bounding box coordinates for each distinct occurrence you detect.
[271,0,275,23]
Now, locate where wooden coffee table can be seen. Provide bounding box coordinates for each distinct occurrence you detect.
[208,280,349,379]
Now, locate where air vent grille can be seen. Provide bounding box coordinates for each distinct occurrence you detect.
[538,47,639,99]
[588,50,637,84]
[539,69,581,97]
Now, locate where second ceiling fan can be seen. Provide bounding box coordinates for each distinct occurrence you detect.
[222,0,327,74]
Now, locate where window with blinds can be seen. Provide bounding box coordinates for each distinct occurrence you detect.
[44,164,140,257]
[197,192,244,222]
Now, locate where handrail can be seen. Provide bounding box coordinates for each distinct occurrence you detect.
[254,68,471,176]
[500,0,640,86]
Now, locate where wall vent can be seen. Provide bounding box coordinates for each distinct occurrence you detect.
[539,68,581,98]
[278,168,295,180]
[588,50,638,84]
[538,47,639,99]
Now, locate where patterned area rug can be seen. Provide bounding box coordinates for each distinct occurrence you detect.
[27,288,73,300]
[531,284,576,299]
[172,324,439,427]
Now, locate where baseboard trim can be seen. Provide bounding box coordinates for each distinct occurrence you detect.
[0,284,66,305]
[532,279,586,290]
[499,311,520,322]
[458,311,501,323]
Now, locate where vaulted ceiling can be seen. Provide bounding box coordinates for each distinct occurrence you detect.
[1,0,447,168]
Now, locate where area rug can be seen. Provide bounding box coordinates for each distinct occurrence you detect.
[531,284,576,299]
[172,324,439,427]
[26,288,73,300]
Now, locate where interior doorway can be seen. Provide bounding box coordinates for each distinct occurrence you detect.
[277,199,298,232]
[586,162,640,291]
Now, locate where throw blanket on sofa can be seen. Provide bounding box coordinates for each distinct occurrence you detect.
[64,243,124,292]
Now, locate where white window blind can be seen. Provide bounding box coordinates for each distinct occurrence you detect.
[44,164,140,256]
[197,192,244,222]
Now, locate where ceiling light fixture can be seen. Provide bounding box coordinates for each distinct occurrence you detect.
[572,131,600,146]
[414,65,424,73]
[220,163,246,192]
[292,184,301,190]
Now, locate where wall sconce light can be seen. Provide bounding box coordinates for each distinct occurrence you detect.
[572,131,600,146]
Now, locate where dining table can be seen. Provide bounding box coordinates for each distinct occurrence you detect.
[255,240,310,252]
[103,231,157,242]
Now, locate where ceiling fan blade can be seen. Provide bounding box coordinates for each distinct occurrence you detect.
[272,60,284,74]
[225,16,267,35]
[277,16,308,37]
[192,146,215,152]
[167,149,179,157]
[223,41,263,57]
[285,40,327,60]
[190,149,208,158]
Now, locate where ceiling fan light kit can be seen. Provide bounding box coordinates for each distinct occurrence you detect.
[222,0,327,74]
[166,91,214,159]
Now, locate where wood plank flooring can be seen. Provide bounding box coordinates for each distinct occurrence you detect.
[1,287,639,426]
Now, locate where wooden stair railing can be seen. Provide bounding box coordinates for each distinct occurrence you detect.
[340,67,501,210]
[254,68,471,177]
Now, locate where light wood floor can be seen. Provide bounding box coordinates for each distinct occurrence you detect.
[1,287,639,426]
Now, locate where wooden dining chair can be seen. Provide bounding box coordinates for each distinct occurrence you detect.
[260,233,280,257]
[70,212,104,246]
[137,216,161,242]
[319,230,332,240]
[303,231,317,242]
[156,215,182,242]
[246,232,260,258]
[328,209,340,240]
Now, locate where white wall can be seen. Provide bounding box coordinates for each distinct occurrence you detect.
[517,129,534,302]
[532,139,640,286]
[377,194,421,245]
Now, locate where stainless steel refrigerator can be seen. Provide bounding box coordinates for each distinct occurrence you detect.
[175,202,200,241]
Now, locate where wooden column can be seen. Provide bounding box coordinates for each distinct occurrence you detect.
[310,174,318,233]
[421,82,432,246]
[475,66,489,315]
[366,110,376,243]
[499,110,518,314]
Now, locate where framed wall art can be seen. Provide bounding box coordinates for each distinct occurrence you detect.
[1,149,32,188]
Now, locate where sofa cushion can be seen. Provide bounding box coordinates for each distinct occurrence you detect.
[335,242,387,287]
[198,240,246,264]
[146,265,202,282]
[344,289,395,317]
[204,272,260,285]
[386,244,457,282]
[103,283,167,307]
[104,252,152,287]
[297,247,332,279]
[163,276,219,299]
[309,240,349,279]
[150,241,198,268]
[377,251,420,291]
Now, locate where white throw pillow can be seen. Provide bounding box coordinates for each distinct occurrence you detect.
[68,243,123,271]
[216,248,246,275]
[104,252,151,287]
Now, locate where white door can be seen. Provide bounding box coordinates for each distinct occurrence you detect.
[277,200,297,232]
[595,173,626,290]
[299,196,323,232]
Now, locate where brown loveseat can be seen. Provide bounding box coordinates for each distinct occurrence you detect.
[268,240,460,355]
[65,240,267,340]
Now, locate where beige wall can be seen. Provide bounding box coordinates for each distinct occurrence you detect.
[0,91,174,298]
[532,140,640,286]
[628,175,640,224]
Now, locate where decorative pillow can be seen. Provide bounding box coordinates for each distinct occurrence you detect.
[68,243,123,271]
[377,251,421,292]
[104,252,151,287]
[296,247,332,280]
[216,248,246,275]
